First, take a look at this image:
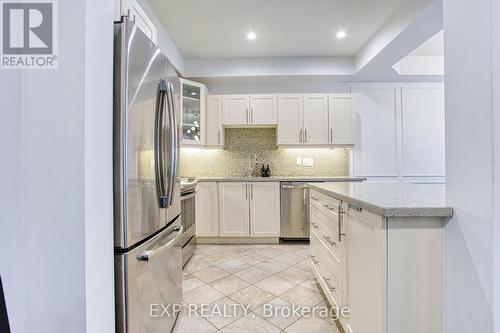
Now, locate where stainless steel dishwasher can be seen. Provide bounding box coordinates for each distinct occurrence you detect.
[280,182,323,239]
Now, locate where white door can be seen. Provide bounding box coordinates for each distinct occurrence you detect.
[344,207,386,333]
[250,95,277,125]
[277,94,303,145]
[249,182,280,237]
[219,182,250,237]
[223,95,250,125]
[195,182,219,237]
[329,94,356,145]
[207,96,224,146]
[303,94,329,144]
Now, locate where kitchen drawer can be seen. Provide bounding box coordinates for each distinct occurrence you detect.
[310,200,346,262]
[310,232,345,307]
[310,189,341,209]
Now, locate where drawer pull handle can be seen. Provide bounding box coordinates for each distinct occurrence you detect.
[311,222,319,229]
[324,277,336,292]
[323,235,336,247]
[338,204,346,242]
[310,255,319,264]
[347,203,363,212]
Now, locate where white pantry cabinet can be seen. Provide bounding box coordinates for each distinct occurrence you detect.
[218,182,280,238]
[249,182,280,237]
[195,182,219,237]
[206,95,224,147]
[218,182,250,237]
[222,95,277,126]
[329,94,356,145]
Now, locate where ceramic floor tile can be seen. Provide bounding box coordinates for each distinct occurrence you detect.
[253,297,302,330]
[210,275,251,296]
[183,285,225,305]
[285,315,340,333]
[185,255,212,273]
[254,275,297,296]
[299,277,323,294]
[192,266,231,284]
[183,272,206,292]
[276,266,313,284]
[293,259,312,272]
[221,314,281,333]
[273,253,306,266]
[172,313,219,333]
[197,297,250,330]
[253,247,285,259]
[229,285,275,311]
[217,259,251,274]
[238,252,270,265]
[234,266,272,284]
[279,285,324,308]
[195,245,226,256]
[253,259,289,274]
[204,253,236,266]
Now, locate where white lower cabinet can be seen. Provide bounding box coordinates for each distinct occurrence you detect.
[249,182,280,237]
[195,182,219,237]
[215,182,280,238]
[309,189,444,333]
[218,182,250,237]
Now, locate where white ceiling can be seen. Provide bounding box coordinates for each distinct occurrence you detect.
[147,0,421,59]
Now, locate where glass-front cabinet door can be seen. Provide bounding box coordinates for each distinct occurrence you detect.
[181,79,206,145]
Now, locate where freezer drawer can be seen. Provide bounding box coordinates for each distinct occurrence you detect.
[115,217,183,333]
[280,182,310,239]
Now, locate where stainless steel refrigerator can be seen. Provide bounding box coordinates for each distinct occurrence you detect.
[113,17,182,333]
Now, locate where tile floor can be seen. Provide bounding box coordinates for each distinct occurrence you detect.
[174,243,342,333]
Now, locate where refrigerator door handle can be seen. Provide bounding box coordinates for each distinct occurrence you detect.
[136,225,184,262]
[155,80,169,208]
[166,81,179,206]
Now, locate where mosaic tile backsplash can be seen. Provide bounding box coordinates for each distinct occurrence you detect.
[179,128,349,177]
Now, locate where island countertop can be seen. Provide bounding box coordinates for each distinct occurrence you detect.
[308,181,453,218]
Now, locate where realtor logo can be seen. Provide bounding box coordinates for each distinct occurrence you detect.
[1,0,58,69]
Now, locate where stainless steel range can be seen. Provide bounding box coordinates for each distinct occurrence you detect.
[180,177,197,267]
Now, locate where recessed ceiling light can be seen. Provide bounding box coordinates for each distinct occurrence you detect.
[247,32,256,40]
[336,31,346,39]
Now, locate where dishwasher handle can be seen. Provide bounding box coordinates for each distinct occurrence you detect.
[282,184,307,189]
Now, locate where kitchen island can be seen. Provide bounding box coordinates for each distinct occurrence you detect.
[307,181,452,333]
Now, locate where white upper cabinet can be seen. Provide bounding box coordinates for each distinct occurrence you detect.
[196,182,219,237]
[329,94,356,145]
[223,95,250,125]
[278,94,303,145]
[206,95,224,147]
[249,182,280,237]
[218,182,250,237]
[303,94,329,145]
[118,0,157,43]
[180,79,207,146]
[250,95,278,125]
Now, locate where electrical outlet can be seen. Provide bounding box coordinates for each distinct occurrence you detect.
[302,157,314,167]
[296,157,302,166]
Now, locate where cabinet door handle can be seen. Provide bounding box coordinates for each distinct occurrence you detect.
[299,129,303,143]
[245,183,248,199]
[310,255,319,264]
[330,128,333,143]
[218,130,221,144]
[251,108,253,123]
[323,235,336,247]
[324,277,336,292]
[304,128,308,143]
[338,204,346,242]
[250,183,253,200]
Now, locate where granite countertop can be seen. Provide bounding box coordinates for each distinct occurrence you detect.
[308,182,453,218]
[196,176,366,182]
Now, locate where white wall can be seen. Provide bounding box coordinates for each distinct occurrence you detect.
[0,1,115,332]
[443,0,494,332]
[494,1,500,332]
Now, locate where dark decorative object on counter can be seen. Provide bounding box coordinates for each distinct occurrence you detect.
[0,276,10,333]
[265,164,271,177]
